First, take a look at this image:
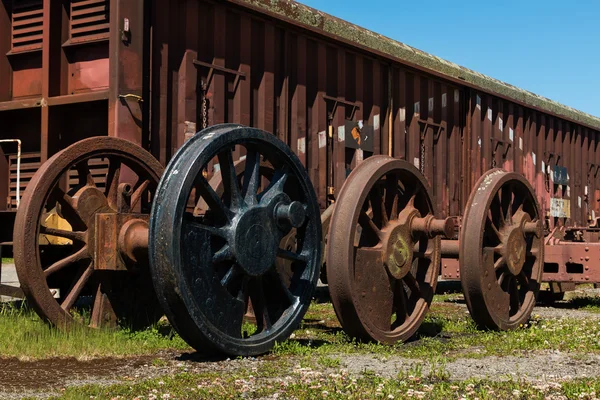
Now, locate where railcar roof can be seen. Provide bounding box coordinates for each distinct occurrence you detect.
[232,0,600,131]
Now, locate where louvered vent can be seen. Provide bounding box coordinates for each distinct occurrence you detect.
[10,0,44,53]
[69,0,109,43]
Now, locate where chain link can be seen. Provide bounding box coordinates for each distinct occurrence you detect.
[201,92,209,130]
[420,138,425,174]
[492,154,497,168]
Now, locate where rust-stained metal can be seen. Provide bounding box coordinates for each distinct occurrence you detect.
[13,137,163,330]
[327,156,451,343]
[460,169,544,330]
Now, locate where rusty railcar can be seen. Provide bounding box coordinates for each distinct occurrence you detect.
[2,0,600,355]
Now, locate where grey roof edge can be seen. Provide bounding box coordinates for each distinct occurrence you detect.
[234,0,600,131]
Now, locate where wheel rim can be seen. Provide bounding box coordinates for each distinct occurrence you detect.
[460,169,543,330]
[149,124,321,356]
[327,156,440,344]
[14,137,164,329]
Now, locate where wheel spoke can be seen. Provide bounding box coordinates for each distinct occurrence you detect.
[218,149,243,210]
[213,245,234,264]
[130,179,150,210]
[76,161,95,187]
[486,216,502,241]
[393,280,409,324]
[259,167,289,201]
[242,148,261,206]
[384,173,399,220]
[183,213,228,238]
[40,225,86,243]
[44,247,90,277]
[494,256,506,271]
[358,210,383,241]
[249,277,272,333]
[221,264,241,287]
[61,262,94,312]
[105,158,122,209]
[509,276,520,313]
[52,187,86,230]
[369,189,387,228]
[194,174,234,223]
[267,269,298,306]
[517,271,529,289]
[403,273,422,299]
[277,248,307,263]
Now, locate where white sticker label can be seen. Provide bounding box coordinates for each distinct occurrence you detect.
[414,101,420,115]
[499,118,503,132]
[413,157,420,169]
[567,186,571,197]
[519,137,523,150]
[532,152,536,166]
[487,109,493,121]
[373,114,380,131]
[550,169,554,181]
[542,161,545,174]
[509,128,514,142]
[337,125,345,143]
[454,89,460,103]
[442,93,447,108]
[428,97,434,112]
[478,137,482,148]
[318,131,326,148]
[585,185,589,195]
[297,137,306,154]
[399,108,406,122]
[578,196,582,208]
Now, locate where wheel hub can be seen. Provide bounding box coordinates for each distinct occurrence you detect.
[504,226,526,275]
[383,210,419,280]
[234,206,278,276]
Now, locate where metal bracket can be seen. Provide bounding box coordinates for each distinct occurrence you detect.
[418,119,445,142]
[193,60,246,93]
[545,151,561,167]
[588,162,600,178]
[118,94,143,103]
[491,137,512,156]
[323,95,360,121]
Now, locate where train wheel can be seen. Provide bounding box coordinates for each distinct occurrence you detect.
[327,156,452,344]
[149,124,321,356]
[460,169,543,330]
[14,137,164,329]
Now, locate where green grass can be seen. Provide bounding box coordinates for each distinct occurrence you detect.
[0,303,190,359]
[272,300,600,360]
[2,257,13,264]
[36,362,600,399]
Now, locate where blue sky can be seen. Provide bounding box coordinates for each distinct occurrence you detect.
[297,0,600,118]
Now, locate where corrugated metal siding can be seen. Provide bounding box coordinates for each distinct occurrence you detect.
[151,0,600,230]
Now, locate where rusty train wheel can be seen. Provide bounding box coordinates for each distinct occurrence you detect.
[460,169,543,330]
[149,124,321,356]
[327,156,442,344]
[14,137,164,329]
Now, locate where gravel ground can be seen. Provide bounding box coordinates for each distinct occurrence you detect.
[3,287,600,398]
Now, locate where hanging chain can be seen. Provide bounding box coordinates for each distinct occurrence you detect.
[492,153,497,168]
[420,137,425,174]
[200,80,209,130]
[201,93,209,129]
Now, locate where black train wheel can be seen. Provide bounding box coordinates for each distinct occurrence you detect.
[149,124,322,356]
[460,169,544,330]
